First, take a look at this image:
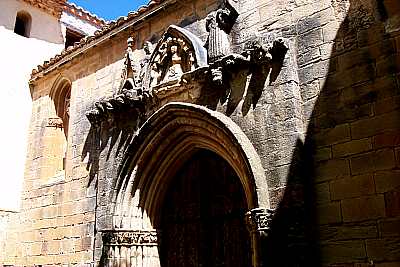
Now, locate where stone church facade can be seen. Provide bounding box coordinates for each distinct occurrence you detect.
[2,0,400,266]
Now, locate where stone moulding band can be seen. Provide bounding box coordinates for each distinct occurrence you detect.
[101,229,159,246]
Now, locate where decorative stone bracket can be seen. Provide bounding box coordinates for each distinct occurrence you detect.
[208,38,288,87]
[246,208,275,237]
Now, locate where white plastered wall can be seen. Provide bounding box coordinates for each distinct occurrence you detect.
[0,0,65,210]
[60,12,100,36]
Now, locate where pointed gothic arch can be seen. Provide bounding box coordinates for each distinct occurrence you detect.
[101,103,270,266]
[115,103,269,225]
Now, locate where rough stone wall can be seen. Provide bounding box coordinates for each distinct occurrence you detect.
[229,0,400,266]
[2,0,400,266]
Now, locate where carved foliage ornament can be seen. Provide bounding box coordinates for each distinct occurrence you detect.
[86,5,289,127]
[245,208,275,235]
[102,230,159,246]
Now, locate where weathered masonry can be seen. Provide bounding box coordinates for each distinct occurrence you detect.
[1,0,400,266]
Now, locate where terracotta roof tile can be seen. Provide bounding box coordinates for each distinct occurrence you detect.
[64,2,107,27]
[22,0,66,17]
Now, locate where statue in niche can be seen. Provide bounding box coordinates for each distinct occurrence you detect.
[205,0,238,63]
[148,37,190,86]
[166,44,183,80]
[139,25,208,89]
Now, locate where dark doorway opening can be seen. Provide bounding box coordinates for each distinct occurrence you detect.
[65,28,84,48]
[159,150,251,266]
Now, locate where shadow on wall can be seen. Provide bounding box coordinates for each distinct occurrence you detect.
[82,114,139,188]
[262,0,400,266]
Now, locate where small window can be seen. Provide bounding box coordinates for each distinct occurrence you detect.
[65,28,84,48]
[48,77,71,177]
[14,11,31,37]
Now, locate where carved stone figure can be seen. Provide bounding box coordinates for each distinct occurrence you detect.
[150,63,161,87]
[205,0,238,62]
[166,44,183,80]
[119,35,140,90]
[143,25,208,90]
[138,41,153,85]
[188,52,196,71]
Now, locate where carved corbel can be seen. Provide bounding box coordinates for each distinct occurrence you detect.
[207,37,288,89]
[242,37,289,66]
[85,89,152,127]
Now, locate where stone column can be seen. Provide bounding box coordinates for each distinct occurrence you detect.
[101,229,161,267]
[246,208,275,267]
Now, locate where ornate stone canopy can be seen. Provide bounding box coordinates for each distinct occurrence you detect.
[143,25,208,89]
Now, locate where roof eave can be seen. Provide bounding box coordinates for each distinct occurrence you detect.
[30,0,177,85]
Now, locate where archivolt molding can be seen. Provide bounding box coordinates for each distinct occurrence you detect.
[113,102,269,230]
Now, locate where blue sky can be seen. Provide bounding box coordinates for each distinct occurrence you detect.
[69,0,149,21]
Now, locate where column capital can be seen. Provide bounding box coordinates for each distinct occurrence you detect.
[245,207,275,235]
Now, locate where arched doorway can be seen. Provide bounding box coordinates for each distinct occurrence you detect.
[159,149,251,266]
[101,103,270,267]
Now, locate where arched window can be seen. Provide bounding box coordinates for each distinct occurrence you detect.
[49,77,71,174]
[14,11,31,37]
[52,78,71,138]
[37,77,72,184]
